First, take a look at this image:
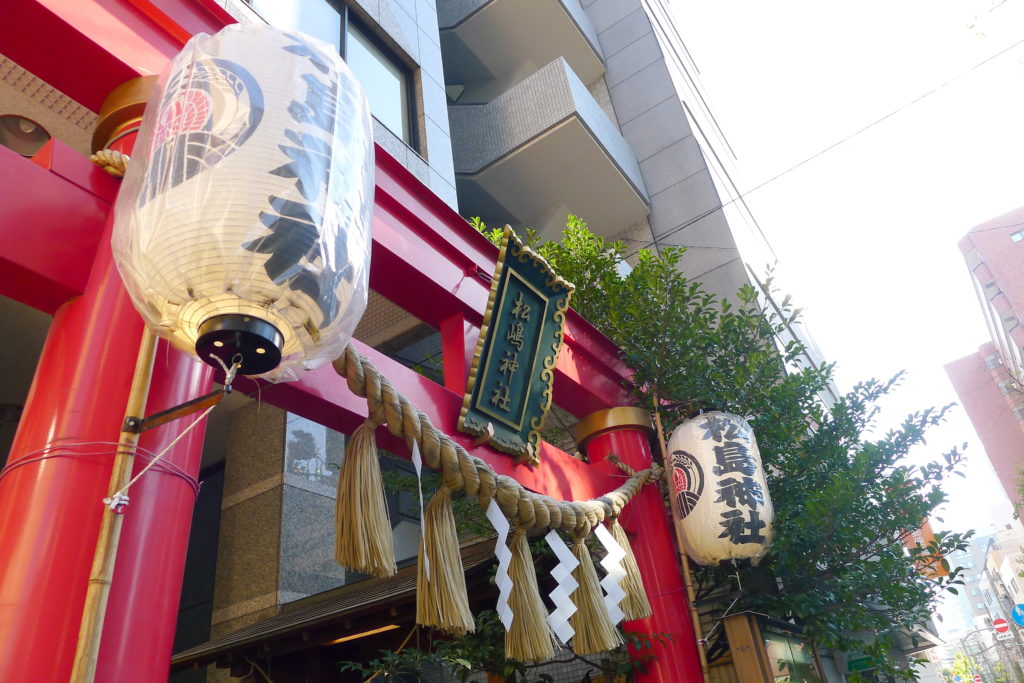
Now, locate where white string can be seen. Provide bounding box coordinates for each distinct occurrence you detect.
[104,404,217,511]
[208,353,240,387]
[0,446,200,495]
[0,440,195,484]
[102,356,236,512]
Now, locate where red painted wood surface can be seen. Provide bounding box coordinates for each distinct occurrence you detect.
[0,211,147,681]
[0,142,116,313]
[587,428,705,683]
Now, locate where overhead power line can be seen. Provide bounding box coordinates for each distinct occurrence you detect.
[625,36,1024,260]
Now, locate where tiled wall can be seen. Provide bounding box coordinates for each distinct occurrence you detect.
[584,0,748,300]
[449,57,646,199]
[0,57,95,155]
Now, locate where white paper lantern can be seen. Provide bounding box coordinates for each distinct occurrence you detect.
[667,412,774,566]
[112,24,374,381]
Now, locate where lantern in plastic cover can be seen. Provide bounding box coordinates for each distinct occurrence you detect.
[667,411,774,566]
[112,24,374,381]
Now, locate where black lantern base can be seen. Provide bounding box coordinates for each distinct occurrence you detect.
[195,314,284,376]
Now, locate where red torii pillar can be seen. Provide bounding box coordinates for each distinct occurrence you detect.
[575,407,705,682]
[0,77,212,681]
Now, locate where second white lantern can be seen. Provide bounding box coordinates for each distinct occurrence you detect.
[667,411,774,566]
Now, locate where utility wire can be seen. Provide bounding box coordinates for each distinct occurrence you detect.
[625,36,1024,260]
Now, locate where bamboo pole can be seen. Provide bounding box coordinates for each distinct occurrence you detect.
[651,402,711,681]
[70,328,158,682]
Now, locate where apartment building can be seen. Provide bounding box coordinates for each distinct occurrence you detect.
[946,206,1024,512]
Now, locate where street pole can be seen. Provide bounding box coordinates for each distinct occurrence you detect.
[958,628,1006,682]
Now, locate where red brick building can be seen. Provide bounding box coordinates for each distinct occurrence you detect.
[946,206,1024,512]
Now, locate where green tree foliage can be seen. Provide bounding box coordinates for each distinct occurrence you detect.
[339,611,553,682]
[476,216,972,681]
[338,609,663,682]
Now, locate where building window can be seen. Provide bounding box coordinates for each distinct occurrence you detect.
[998,379,1019,395]
[247,0,416,147]
[1011,229,1024,243]
[344,18,413,146]
[985,353,1003,370]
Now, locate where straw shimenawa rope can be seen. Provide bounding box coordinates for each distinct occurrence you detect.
[331,344,659,530]
[334,419,396,577]
[331,344,660,641]
[608,517,652,621]
[506,524,556,662]
[89,149,130,178]
[569,528,624,655]
[416,484,474,633]
[604,456,653,621]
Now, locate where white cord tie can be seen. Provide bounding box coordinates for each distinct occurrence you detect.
[102,358,238,512]
[103,492,130,514]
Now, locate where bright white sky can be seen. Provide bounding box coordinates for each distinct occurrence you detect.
[670,0,1024,539]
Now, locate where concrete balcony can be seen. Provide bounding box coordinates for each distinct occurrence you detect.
[440,0,604,98]
[448,58,649,239]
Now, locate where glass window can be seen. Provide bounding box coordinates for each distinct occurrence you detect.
[248,0,342,51]
[345,19,411,145]
[763,630,824,682]
[246,1,415,146]
[1011,229,1024,242]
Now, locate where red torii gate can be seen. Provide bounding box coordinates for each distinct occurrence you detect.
[0,1,701,680]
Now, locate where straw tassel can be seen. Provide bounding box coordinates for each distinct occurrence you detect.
[608,518,652,621]
[416,486,474,634]
[506,527,556,663]
[569,534,623,655]
[334,420,396,577]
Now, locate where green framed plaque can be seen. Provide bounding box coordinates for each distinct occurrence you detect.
[458,227,574,464]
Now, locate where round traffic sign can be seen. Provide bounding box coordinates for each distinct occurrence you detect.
[1013,604,1024,627]
[994,617,1010,633]
[975,675,983,682]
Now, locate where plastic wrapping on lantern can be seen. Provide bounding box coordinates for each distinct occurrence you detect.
[112,24,373,381]
[667,412,774,566]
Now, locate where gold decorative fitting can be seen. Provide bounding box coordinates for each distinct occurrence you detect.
[572,406,654,450]
[91,76,158,153]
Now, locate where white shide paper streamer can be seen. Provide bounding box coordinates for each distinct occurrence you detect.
[411,440,429,580]
[594,523,627,625]
[486,498,514,630]
[544,529,579,645]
